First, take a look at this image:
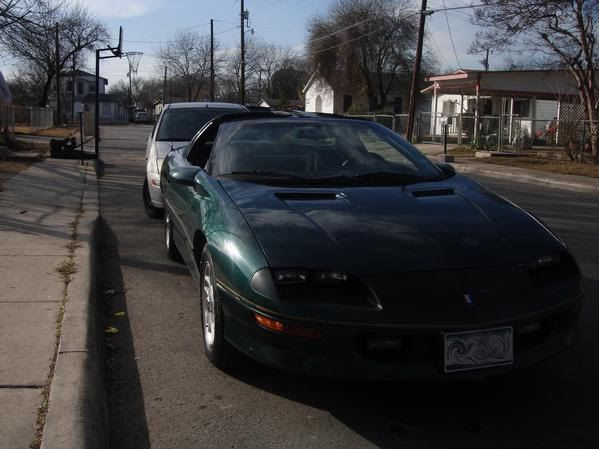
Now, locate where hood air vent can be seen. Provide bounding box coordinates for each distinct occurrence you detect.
[275,192,339,201]
[411,188,455,198]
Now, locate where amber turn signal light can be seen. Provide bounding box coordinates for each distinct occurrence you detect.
[253,313,321,339]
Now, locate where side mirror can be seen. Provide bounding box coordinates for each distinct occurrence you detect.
[435,162,456,178]
[168,167,201,186]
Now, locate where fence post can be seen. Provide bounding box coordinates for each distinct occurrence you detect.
[457,113,462,146]
[392,114,396,132]
[373,112,377,123]
[443,123,448,155]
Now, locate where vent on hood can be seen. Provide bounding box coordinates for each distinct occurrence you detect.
[411,188,455,198]
[275,192,339,201]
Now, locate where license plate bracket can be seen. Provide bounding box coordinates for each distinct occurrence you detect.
[443,326,513,373]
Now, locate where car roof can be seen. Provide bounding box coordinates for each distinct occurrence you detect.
[209,111,369,126]
[165,102,246,110]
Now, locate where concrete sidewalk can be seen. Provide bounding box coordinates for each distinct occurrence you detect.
[0,158,102,448]
[453,160,599,194]
[413,143,599,194]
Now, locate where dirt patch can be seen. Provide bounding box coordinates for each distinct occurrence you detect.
[15,127,77,139]
[478,156,599,178]
[0,159,36,191]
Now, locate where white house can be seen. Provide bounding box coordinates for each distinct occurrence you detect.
[421,69,595,146]
[302,71,430,116]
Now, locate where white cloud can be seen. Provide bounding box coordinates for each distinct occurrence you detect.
[79,0,164,18]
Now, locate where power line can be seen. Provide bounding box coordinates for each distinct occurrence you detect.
[442,0,462,68]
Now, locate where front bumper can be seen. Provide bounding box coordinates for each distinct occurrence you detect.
[218,286,582,381]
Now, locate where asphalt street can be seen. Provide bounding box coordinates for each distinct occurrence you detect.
[98,124,598,449]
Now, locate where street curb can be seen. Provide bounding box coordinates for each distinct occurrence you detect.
[453,162,599,194]
[41,161,107,449]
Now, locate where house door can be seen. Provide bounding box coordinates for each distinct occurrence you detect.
[315,95,322,113]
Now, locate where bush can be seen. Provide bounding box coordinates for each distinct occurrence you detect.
[346,103,367,115]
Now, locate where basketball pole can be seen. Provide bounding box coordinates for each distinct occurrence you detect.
[94,26,123,158]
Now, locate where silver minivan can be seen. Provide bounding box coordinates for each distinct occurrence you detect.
[143,102,247,218]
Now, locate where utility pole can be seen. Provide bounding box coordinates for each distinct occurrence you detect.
[55,22,61,126]
[210,19,215,102]
[484,48,490,71]
[163,66,167,106]
[240,0,245,105]
[406,0,427,142]
[127,69,132,108]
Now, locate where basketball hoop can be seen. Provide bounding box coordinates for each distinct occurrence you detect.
[125,51,143,75]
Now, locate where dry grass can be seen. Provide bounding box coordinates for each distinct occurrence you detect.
[0,159,35,190]
[479,156,599,178]
[15,126,77,138]
[447,147,478,157]
[13,140,50,154]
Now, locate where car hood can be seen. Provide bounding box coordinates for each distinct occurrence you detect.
[219,176,563,274]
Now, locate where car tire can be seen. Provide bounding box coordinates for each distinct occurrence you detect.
[143,176,164,219]
[164,211,183,262]
[199,246,239,369]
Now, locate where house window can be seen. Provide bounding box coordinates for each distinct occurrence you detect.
[513,99,530,117]
[66,81,72,93]
[442,100,456,115]
[89,83,96,94]
[77,81,84,95]
[343,95,352,112]
[393,97,402,114]
[482,99,493,115]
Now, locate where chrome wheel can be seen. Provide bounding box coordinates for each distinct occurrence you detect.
[202,261,216,350]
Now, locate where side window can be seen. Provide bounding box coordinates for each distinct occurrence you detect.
[187,124,219,168]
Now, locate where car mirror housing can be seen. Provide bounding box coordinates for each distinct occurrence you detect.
[435,162,456,178]
[168,166,202,187]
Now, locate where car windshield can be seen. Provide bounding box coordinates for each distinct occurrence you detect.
[156,108,236,142]
[209,119,444,185]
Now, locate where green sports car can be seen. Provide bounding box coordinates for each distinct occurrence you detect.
[160,112,582,380]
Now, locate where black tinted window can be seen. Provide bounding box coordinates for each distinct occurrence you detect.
[156,108,235,142]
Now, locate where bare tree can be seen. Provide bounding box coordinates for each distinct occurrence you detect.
[0,0,52,35]
[307,0,428,111]
[157,30,219,102]
[251,43,304,99]
[2,3,107,110]
[470,0,599,162]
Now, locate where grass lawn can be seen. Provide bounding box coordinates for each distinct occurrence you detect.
[14,126,77,138]
[478,156,599,178]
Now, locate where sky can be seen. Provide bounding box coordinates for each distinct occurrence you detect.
[3,0,490,88]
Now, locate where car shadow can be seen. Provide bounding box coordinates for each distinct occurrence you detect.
[100,217,151,449]
[223,275,598,449]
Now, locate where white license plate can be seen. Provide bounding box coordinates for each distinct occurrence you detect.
[444,326,513,373]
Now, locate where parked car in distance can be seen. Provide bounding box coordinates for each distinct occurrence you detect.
[160,112,583,380]
[143,102,247,218]
[133,111,150,123]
